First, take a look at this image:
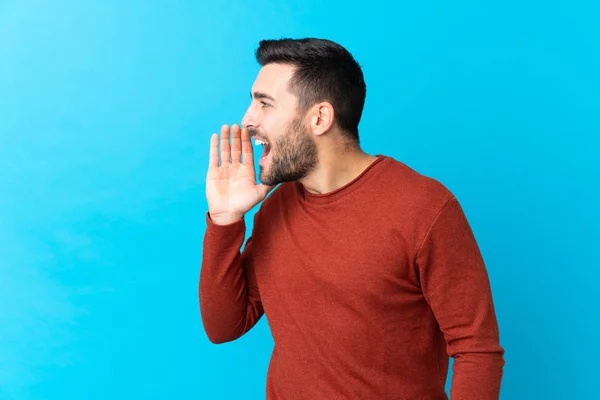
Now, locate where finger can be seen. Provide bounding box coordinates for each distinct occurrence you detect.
[231,124,242,165]
[241,126,254,164]
[220,124,231,165]
[209,133,219,168]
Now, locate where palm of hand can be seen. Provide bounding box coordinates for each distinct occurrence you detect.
[206,124,273,223]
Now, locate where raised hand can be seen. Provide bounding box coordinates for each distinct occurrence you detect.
[206,124,274,225]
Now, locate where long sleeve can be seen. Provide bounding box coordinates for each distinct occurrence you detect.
[199,212,264,344]
[415,197,505,400]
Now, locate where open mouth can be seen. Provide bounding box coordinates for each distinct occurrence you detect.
[253,137,272,161]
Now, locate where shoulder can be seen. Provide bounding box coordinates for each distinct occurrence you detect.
[376,155,455,211]
[375,156,466,251]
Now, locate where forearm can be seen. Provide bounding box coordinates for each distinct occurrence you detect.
[199,213,263,343]
[450,348,505,399]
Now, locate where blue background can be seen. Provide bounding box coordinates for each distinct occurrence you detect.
[1,1,598,399]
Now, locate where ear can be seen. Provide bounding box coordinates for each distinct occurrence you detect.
[309,102,334,136]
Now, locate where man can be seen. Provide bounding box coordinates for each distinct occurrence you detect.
[199,38,504,399]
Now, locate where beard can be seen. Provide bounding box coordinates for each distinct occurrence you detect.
[259,117,319,187]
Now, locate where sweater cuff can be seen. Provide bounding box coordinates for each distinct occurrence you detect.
[205,211,245,232]
[203,212,247,256]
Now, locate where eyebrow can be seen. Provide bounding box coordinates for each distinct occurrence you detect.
[251,91,276,102]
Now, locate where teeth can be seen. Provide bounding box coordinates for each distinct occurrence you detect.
[253,138,267,146]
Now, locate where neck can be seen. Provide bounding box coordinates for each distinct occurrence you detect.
[299,141,379,195]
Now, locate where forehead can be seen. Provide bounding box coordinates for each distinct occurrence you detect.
[252,63,297,102]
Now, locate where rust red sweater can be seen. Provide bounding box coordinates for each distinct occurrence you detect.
[199,155,504,399]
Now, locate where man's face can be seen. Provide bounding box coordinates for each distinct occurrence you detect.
[242,63,318,186]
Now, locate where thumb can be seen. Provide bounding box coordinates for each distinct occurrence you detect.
[258,183,276,199]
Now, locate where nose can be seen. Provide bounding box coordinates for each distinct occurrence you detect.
[241,104,256,130]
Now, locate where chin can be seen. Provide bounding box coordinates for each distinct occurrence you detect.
[258,169,271,185]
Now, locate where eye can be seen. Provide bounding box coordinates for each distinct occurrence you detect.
[260,101,271,108]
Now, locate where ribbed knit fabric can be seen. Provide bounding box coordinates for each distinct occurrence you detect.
[200,155,504,399]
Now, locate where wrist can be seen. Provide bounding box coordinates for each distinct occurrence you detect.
[209,212,244,226]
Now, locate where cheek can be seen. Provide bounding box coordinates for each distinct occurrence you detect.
[263,109,297,141]
[263,122,283,142]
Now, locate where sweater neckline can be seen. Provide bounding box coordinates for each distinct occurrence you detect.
[296,155,388,205]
